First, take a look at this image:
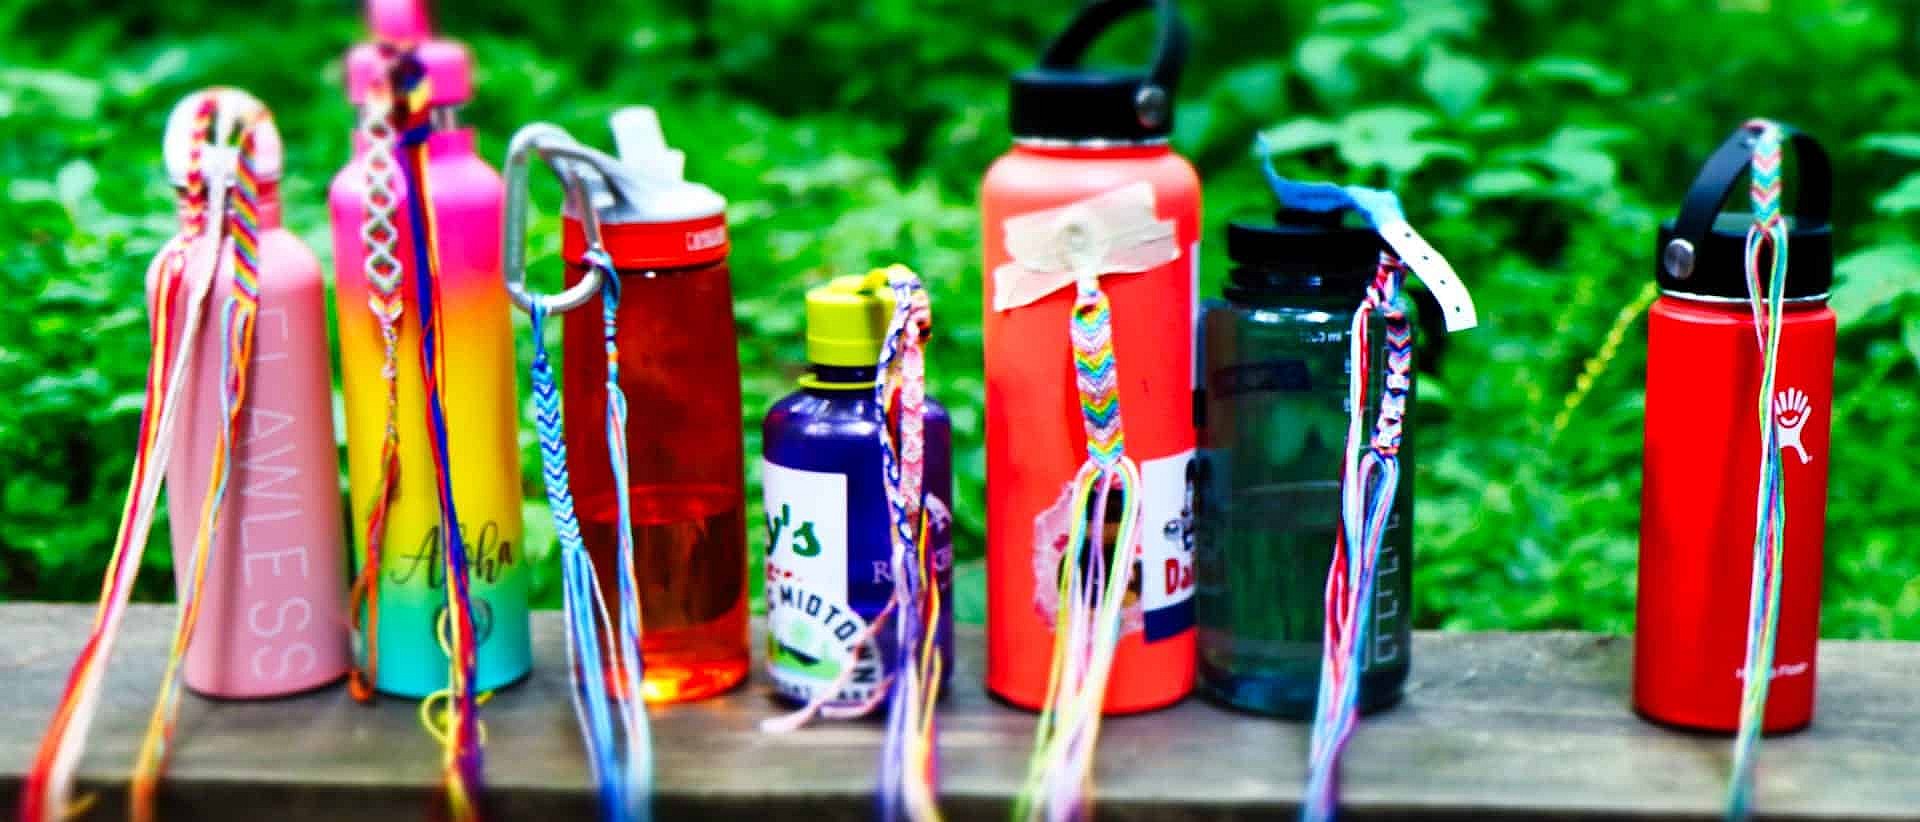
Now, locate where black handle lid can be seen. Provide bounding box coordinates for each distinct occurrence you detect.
[1656,122,1834,300]
[1010,0,1190,142]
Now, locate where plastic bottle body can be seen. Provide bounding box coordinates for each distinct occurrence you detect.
[981,142,1201,714]
[560,257,749,704]
[330,128,531,697]
[1196,291,1412,718]
[761,374,956,707]
[1637,294,1832,733]
[163,193,350,699]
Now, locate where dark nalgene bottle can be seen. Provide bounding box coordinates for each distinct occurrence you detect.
[1195,210,1412,718]
[761,272,956,709]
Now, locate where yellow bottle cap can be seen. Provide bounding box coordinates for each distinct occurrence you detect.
[805,267,906,367]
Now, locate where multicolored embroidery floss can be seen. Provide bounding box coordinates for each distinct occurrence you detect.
[524,245,653,821]
[982,0,1201,737]
[503,120,680,822]
[128,96,272,822]
[1303,253,1411,822]
[1195,209,1416,723]
[1012,267,1149,822]
[1248,144,1477,822]
[873,267,947,820]
[1725,120,1792,820]
[551,107,750,706]
[344,40,407,705]
[331,7,530,815]
[381,55,494,820]
[22,87,345,822]
[330,0,531,706]
[18,91,221,822]
[754,267,954,820]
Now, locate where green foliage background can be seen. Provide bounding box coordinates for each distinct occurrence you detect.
[4,0,1918,636]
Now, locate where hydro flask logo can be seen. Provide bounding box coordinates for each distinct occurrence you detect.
[1774,388,1813,465]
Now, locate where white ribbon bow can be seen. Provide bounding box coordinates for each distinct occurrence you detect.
[993,181,1180,312]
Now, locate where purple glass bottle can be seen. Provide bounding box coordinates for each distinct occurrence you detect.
[761,272,955,709]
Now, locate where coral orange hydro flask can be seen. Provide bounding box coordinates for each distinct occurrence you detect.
[1636,123,1834,733]
[982,0,1200,714]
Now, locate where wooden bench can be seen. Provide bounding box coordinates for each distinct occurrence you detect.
[3,603,1915,820]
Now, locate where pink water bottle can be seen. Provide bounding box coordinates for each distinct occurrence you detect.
[160,89,350,698]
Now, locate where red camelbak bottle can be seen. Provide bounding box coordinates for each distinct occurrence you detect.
[1637,125,1834,732]
[983,0,1199,714]
[557,108,749,704]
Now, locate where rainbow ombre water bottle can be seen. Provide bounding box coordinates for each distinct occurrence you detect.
[329,0,530,697]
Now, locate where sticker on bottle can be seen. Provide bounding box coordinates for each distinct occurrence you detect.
[762,460,881,704]
[993,182,1182,312]
[1137,450,1198,641]
[1030,450,1198,643]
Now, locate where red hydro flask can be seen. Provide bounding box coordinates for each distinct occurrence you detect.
[1637,125,1834,733]
[557,108,749,704]
[982,0,1200,714]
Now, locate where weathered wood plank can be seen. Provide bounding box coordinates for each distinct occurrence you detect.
[2,603,1916,820]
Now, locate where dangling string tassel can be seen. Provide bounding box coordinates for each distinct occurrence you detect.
[1253,138,1475,822]
[526,246,652,822]
[594,249,654,822]
[347,41,410,704]
[387,53,489,821]
[1726,118,1791,822]
[1303,253,1411,822]
[18,91,232,822]
[872,266,943,822]
[127,100,274,822]
[1014,270,1145,822]
[758,266,948,742]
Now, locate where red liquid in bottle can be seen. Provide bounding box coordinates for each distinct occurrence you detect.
[562,255,750,704]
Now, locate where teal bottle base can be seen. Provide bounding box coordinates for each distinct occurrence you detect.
[375,662,533,700]
[1199,660,1408,719]
[365,588,534,699]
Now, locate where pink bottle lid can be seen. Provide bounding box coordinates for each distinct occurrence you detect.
[344,0,473,106]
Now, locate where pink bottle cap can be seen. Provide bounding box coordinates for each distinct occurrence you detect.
[344,0,473,106]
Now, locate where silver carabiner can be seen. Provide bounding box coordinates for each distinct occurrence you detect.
[502,123,621,314]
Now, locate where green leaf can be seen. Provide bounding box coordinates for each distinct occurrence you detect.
[1832,243,1920,328]
[1335,108,1468,175]
[1521,56,1630,96]
[952,558,987,625]
[1341,108,1438,146]
[1863,133,1920,159]
[522,500,555,563]
[1296,34,1357,100]
[1464,168,1545,198]
[1421,45,1491,117]
[1256,118,1339,156]
[0,68,103,120]
[1316,2,1388,28]
[56,161,97,208]
[1216,60,1288,115]
[1874,173,1920,216]
[1904,316,1920,372]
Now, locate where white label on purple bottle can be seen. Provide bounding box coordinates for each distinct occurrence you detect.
[761,460,882,706]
